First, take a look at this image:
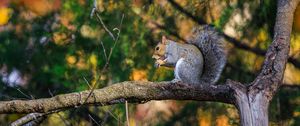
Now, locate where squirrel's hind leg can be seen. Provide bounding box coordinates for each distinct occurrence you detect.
[173,58,185,83]
[174,58,201,85]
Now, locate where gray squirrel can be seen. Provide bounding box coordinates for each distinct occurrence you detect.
[152,25,227,85]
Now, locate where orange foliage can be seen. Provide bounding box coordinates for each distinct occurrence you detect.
[198,109,212,126]
[294,4,300,32]
[130,69,148,81]
[78,0,86,6]
[60,11,76,31]
[216,115,229,126]
[21,0,61,16]
[199,115,211,126]
[135,101,179,123]
[66,55,77,65]
[177,19,195,40]
[53,32,68,45]
[0,0,9,7]
[132,0,143,8]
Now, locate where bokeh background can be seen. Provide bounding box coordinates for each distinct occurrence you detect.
[0,0,300,125]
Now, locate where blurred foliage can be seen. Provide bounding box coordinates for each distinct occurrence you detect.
[0,0,300,125]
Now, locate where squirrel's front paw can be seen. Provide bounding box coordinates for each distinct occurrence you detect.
[154,62,160,68]
[154,59,166,68]
[171,79,181,84]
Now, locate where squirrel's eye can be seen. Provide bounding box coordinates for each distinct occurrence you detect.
[155,47,160,51]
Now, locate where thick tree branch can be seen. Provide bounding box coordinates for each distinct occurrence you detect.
[0,81,233,114]
[281,84,300,91]
[250,0,300,99]
[230,0,300,125]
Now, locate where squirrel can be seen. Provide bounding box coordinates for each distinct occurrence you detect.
[152,25,227,85]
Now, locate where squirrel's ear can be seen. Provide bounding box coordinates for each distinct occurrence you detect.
[162,35,167,44]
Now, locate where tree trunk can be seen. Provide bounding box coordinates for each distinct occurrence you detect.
[235,89,269,126]
[229,0,300,125]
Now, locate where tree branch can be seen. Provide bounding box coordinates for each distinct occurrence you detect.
[250,0,300,99]
[11,113,47,126]
[281,84,300,91]
[0,81,233,114]
[167,0,206,25]
[228,1,300,124]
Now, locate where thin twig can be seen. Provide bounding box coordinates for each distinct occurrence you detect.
[93,0,97,9]
[15,88,31,99]
[83,76,92,89]
[100,106,117,125]
[100,41,108,63]
[107,14,124,61]
[95,11,116,41]
[75,7,125,125]
[81,74,102,105]
[102,107,121,123]
[82,11,124,106]
[78,1,125,125]
[125,101,130,126]
[88,114,101,126]
[11,113,45,126]
[10,110,62,126]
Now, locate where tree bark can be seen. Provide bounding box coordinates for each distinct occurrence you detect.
[0,81,233,114]
[231,82,270,126]
[232,0,300,125]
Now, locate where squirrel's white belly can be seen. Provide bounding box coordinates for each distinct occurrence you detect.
[174,58,185,80]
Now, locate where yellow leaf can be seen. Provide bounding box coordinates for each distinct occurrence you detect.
[257,29,268,42]
[294,111,300,117]
[0,7,12,25]
[53,32,68,45]
[66,55,76,65]
[89,54,98,67]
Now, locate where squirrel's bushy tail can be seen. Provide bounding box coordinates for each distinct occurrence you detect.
[188,25,227,84]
